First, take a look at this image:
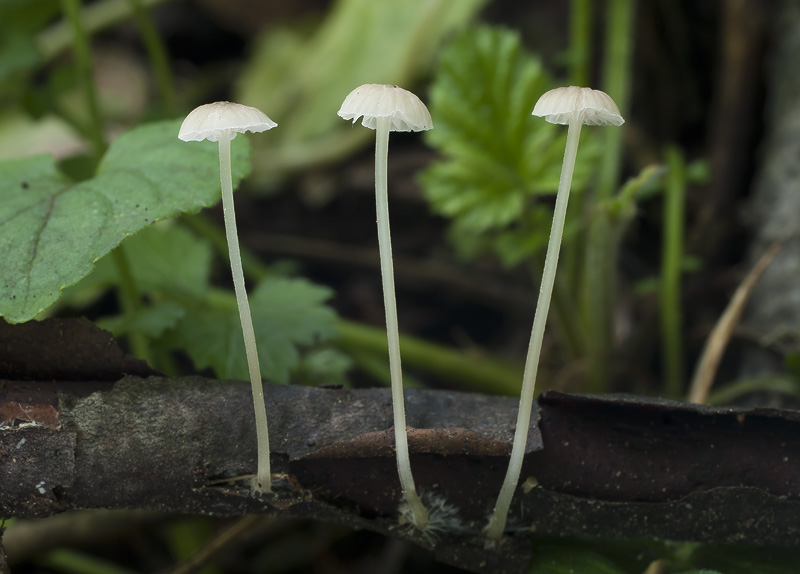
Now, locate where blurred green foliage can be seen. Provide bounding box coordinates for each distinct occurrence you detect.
[528,537,800,574]
[236,0,487,180]
[0,0,59,86]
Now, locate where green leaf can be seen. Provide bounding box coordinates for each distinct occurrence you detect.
[294,347,354,387]
[168,278,338,383]
[97,301,185,338]
[59,222,213,315]
[109,223,213,300]
[420,26,602,264]
[0,119,250,323]
[528,546,628,574]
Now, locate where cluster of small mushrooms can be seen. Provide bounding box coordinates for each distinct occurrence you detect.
[177,84,623,542]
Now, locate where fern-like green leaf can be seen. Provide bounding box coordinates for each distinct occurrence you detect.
[421,26,601,265]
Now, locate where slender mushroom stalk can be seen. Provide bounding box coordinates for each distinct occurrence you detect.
[178,102,277,494]
[337,84,433,531]
[485,87,623,541]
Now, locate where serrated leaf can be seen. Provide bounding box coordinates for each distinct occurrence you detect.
[0,120,250,323]
[97,301,185,338]
[491,206,554,268]
[420,26,601,260]
[168,277,338,383]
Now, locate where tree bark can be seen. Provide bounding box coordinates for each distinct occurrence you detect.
[742,0,800,376]
[2,377,800,574]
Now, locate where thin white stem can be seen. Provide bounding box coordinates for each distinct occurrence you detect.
[218,132,272,494]
[374,117,428,531]
[485,117,583,540]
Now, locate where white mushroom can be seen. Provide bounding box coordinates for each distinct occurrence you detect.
[179,101,277,494]
[485,86,623,541]
[338,84,432,531]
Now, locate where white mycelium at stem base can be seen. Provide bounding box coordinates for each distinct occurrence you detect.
[178,101,277,494]
[485,86,623,541]
[338,84,433,531]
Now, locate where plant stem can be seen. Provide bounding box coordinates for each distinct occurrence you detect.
[336,320,522,396]
[110,245,149,362]
[569,0,593,86]
[127,0,175,113]
[182,213,524,395]
[597,0,633,203]
[61,0,106,162]
[661,146,686,398]
[218,133,271,494]
[563,0,593,306]
[374,117,427,531]
[486,117,583,540]
[581,0,634,392]
[39,0,170,63]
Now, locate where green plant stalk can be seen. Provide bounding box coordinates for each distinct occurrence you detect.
[374,116,428,531]
[706,375,800,406]
[346,347,425,389]
[661,146,686,397]
[569,0,593,87]
[486,117,583,541]
[181,213,524,396]
[335,320,521,395]
[110,246,149,362]
[127,0,176,112]
[597,0,633,201]
[218,133,271,494]
[581,0,634,392]
[39,0,170,62]
[61,0,106,160]
[563,0,593,302]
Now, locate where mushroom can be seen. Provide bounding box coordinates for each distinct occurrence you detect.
[337,84,433,531]
[179,101,277,494]
[485,86,623,540]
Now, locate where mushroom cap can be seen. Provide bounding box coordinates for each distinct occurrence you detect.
[178,101,277,142]
[338,84,433,132]
[532,86,624,127]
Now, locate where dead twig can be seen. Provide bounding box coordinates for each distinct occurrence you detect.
[687,241,782,404]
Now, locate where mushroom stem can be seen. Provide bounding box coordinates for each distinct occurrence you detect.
[374,116,428,531]
[218,131,271,494]
[485,115,584,540]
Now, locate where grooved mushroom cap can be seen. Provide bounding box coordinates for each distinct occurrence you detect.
[178,101,277,142]
[532,86,624,127]
[338,84,433,132]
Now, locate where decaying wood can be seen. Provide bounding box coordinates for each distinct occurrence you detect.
[2,376,800,573]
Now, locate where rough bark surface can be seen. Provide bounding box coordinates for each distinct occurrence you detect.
[742,0,800,374]
[2,377,800,573]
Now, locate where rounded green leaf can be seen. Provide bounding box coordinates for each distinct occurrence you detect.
[0,119,250,323]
